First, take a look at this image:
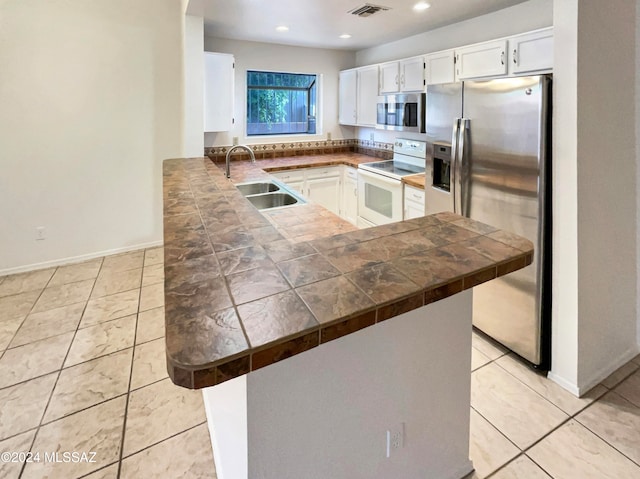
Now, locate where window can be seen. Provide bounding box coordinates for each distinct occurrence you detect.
[246,71,317,136]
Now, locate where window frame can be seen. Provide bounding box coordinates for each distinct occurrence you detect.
[245,69,321,138]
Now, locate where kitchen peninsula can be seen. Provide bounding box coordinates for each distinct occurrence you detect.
[163,154,533,479]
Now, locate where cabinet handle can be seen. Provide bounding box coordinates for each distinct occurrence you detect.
[395,74,399,86]
[413,194,422,199]
[513,48,517,65]
[354,188,357,196]
[500,51,505,65]
[400,74,405,86]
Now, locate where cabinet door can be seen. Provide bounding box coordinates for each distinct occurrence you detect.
[204,52,234,132]
[342,167,358,225]
[271,170,305,195]
[455,40,508,80]
[379,61,400,94]
[404,186,425,220]
[307,175,341,215]
[425,50,455,85]
[400,56,425,92]
[509,28,553,75]
[339,69,357,125]
[356,66,379,126]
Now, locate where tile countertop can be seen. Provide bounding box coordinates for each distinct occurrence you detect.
[163,154,533,389]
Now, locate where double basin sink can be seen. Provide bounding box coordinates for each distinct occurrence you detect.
[236,180,305,210]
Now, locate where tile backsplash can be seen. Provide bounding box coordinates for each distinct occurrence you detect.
[206,139,394,161]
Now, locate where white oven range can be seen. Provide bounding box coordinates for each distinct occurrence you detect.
[357,138,427,227]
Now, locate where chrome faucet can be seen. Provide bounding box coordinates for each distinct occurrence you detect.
[225,144,256,179]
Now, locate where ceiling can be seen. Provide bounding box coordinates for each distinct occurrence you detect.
[191,0,528,51]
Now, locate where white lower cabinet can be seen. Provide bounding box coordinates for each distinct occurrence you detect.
[404,185,425,220]
[342,167,358,225]
[271,167,341,216]
[270,170,305,195]
[306,168,341,216]
[270,165,359,224]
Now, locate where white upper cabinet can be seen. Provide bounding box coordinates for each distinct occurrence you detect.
[356,65,379,126]
[400,56,425,92]
[425,50,455,85]
[509,28,554,75]
[454,39,508,81]
[339,66,378,127]
[379,61,400,94]
[338,69,357,126]
[204,52,234,132]
[379,57,425,93]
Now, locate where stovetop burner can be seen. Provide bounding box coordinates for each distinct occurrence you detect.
[358,138,427,180]
[358,159,425,180]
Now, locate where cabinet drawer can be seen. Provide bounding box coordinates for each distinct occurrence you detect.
[306,167,340,179]
[405,187,425,203]
[271,170,305,182]
[344,166,358,181]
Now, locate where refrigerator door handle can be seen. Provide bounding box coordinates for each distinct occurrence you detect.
[457,118,470,217]
[450,118,461,214]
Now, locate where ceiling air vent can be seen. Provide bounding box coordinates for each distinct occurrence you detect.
[348,3,391,17]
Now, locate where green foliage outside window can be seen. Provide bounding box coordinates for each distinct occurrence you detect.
[247,71,317,135]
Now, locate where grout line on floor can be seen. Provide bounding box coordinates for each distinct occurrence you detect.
[115,282,143,479]
[75,460,119,479]
[118,420,209,463]
[572,401,640,469]
[17,268,99,479]
[491,357,572,415]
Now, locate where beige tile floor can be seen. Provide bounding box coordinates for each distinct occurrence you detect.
[0,248,215,479]
[1,247,640,478]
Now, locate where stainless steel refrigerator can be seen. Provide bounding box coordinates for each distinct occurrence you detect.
[424,75,552,368]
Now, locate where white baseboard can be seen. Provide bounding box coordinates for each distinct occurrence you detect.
[577,346,640,395]
[549,345,640,397]
[547,371,581,397]
[0,240,164,276]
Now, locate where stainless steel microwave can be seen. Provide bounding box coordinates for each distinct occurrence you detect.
[376,93,426,133]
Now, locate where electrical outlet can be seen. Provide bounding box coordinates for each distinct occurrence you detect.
[232,136,239,146]
[369,132,375,141]
[327,132,332,141]
[35,226,46,241]
[386,422,404,458]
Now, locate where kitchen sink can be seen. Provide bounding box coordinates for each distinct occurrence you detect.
[236,181,280,196]
[235,179,305,210]
[246,192,301,210]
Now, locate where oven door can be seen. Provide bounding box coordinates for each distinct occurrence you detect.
[357,169,403,226]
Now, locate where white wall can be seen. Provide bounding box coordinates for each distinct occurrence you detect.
[355,0,553,66]
[0,0,184,273]
[637,0,640,349]
[205,292,474,479]
[203,37,356,147]
[549,0,639,395]
[574,0,638,389]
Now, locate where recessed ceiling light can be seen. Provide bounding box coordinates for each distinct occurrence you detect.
[413,2,431,11]
[340,34,352,39]
[276,25,289,32]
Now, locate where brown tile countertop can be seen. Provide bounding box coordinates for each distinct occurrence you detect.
[163,154,533,389]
